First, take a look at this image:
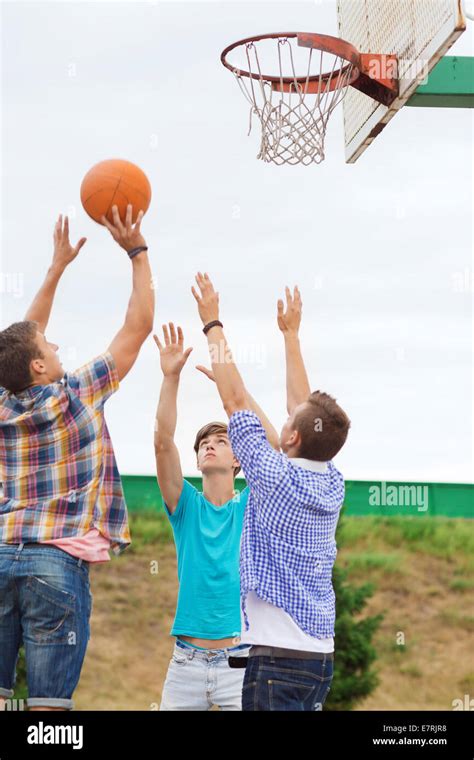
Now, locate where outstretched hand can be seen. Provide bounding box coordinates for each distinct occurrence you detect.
[191,272,220,326]
[153,323,193,378]
[101,204,146,253]
[277,285,303,335]
[52,215,87,271]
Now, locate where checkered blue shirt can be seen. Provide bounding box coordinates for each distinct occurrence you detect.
[227,409,345,639]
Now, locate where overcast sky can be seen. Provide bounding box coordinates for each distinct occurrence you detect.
[1,1,472,482]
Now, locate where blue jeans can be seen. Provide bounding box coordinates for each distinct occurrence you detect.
[160,639,251,711]
[242,653,333,711]
[0,543,92,710]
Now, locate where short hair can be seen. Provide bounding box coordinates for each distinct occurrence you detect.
[294,391,350,461]
[0,321,42,393]
[194,421,241,477]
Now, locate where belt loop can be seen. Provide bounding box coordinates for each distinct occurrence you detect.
[15,542,24,560]
[78,558,83,567]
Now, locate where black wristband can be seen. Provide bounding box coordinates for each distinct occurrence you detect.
[127,246,148,259]
[203,320,223,335]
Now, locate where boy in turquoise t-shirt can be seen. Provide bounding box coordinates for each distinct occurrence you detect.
[153,321,279,711]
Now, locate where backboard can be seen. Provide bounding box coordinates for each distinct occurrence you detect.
[337,0,466,162]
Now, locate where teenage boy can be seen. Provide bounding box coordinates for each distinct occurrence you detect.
[153,320,279,710]
[191,272,350,712]
[0,205,153,710]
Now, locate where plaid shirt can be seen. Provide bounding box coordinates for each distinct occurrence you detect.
[227,409,345,639]
[0,351,130,555]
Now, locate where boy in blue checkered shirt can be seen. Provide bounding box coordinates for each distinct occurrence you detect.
[191,272,350,711]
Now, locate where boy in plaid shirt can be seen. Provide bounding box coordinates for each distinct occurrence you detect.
[0,205,153,710]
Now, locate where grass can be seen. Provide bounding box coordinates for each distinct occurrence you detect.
[438,610,474,632]
[339,515,474,559]
[345,552,404,574]
[126,512,173,546]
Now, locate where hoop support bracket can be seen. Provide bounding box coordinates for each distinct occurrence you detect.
[353,54,399,106]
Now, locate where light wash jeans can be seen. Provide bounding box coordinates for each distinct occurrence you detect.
[160,639,250,711]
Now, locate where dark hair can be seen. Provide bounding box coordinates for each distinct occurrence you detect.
[294,391,351,461]
[0,321,42,393]
[194,421,241,477]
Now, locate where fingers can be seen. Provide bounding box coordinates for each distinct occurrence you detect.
[64,215,69,239]
[283,285,301,308]
[101,205,144,234]
[134,209,144,231]
[54,214,65,241]
[161,322,183,345]
[195,271,215,295]
[74,237,87,254]
[168,322,177,344]
[195,365,214,381]
[191,285,201,303]
[54,214,62,237]
[154,327,191,363]
[111,205,125,234]
[100,214,115,232]
[125,203,132,231]
[162,324,170,346]
[195,272,205,294]
[153,333,163,351]
[277,298,284,314]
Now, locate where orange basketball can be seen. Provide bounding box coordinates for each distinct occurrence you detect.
[80,159,152,225]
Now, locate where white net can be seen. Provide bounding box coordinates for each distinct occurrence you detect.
[231,38,355,165]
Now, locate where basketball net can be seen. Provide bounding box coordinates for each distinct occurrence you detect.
[231,38,355,165]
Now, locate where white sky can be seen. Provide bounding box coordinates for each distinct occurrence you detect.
[1,1,473,482]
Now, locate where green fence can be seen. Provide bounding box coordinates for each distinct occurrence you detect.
[122,475,473,518]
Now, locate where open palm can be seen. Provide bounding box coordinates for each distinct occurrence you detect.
[153,323,193,377]
[53,214,87,270]
[277,285,302,334]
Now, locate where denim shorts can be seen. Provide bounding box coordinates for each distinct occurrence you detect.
[0,543,92,710]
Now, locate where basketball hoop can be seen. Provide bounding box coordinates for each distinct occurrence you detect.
[221,32,398,165]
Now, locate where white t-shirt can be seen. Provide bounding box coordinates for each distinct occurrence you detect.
[240,457,334,653]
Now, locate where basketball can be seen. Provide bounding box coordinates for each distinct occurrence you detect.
[80,158,152,225]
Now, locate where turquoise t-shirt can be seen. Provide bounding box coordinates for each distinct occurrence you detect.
[164,479,249,639]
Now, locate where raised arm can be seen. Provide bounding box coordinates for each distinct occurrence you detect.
[195,364,280,450]
[277,286,311,415]
[153,323,193,512]
[24,215,87,333]
[191,272,274,426]
[104,205,154,381]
